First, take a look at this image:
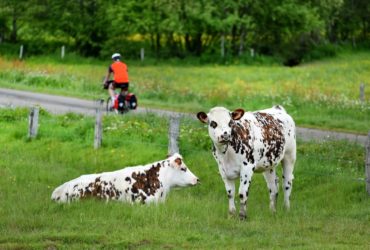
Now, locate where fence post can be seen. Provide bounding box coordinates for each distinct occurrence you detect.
[28,107,39,138]
[250,48,255,58]
[19,45,24,60]
[366,131,370,195]
[140,48,145,61]
[359,83,365,102]
[220,34,225,58]
[94,99,104,149]
[168,115,180,155]
[61,45,65,59]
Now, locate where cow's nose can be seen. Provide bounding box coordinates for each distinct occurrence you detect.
[221,133,230,140]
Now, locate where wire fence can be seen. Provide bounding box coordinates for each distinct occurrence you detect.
[25,106,370,192]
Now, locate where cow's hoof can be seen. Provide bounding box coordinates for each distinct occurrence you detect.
[284,202,291,211]
[228,208,236,215]
[228,210,237,218]
[239,213,247,221]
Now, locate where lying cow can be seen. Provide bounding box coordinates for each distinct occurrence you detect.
[51,153,199,204]
[197,105,296,219]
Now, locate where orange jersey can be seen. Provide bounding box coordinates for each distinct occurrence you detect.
[110,61,129,83]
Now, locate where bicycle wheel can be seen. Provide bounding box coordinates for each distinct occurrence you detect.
[106,97,114,114]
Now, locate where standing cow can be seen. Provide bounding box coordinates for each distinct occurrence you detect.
[197,105,296,219]
[51,153,199,204]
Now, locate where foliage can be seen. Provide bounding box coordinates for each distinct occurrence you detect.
[0,0,369,64]
[0,108,369,249]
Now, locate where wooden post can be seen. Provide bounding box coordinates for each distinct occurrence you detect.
[238,27,245,56]
[140,48,144,61]
[61,45,65,59]
[366,131,370,195]
[94,99,104,149]
[168,115,180,155]
[19,45,24,60]
[360,83,365,102]
[220,34,225,58]
[28,107,39,138]
[250,48,255,58]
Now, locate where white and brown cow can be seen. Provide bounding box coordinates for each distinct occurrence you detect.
[51,153,199,204]
[197,105,296,219]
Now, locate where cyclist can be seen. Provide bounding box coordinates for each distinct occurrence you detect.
[103,53,129,106]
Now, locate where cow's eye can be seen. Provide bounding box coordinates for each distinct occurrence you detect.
[210,121,217,129]
[180,167,187,172]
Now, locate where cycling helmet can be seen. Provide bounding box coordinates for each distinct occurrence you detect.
[111,53,121,60]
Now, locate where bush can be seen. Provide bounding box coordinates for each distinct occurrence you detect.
[100,36,146,60]
[0,43,20,57]
[303,44,338,61]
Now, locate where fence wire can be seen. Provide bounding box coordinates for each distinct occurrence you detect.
[25,110,369,184]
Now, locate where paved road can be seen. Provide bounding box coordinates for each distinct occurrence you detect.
[0,87,368,146]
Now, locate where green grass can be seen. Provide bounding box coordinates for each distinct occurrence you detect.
[0,52,370,134]
[0,108,369,249]
[0,52,369,134]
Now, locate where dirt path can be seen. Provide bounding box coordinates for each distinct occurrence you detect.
[0,88,368,146]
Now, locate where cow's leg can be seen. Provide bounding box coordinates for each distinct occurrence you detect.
[216,155,236,216]
[238,165,254,220]
[222,177,236,216]
[282,151,296,210]
[263,168,279,212]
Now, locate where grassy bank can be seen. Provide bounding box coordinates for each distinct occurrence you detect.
[0,52,369,134]
[0,108,369,249]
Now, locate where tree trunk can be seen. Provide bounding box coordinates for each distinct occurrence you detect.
[185,33,191,53]
[10,9,17,42]
[239,26,246,56]
[194,32,202,56]
[231,25,237,56]
[156,33,161,57]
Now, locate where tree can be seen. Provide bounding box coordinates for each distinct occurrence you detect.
[0,0,30,42]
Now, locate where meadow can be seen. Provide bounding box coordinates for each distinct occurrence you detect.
[0,51,369,134]
[0,108,369,249]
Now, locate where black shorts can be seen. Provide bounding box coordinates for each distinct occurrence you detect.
[113,82,129,91]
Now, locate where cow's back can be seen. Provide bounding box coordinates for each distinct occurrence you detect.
[259,105,296,151]
[249,105,295,169]
[51,165,162,203]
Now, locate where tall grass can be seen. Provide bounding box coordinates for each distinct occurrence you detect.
[0,52,369,133]
[0,108,369,249]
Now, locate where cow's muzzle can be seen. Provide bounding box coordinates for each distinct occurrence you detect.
[219,133,231,143]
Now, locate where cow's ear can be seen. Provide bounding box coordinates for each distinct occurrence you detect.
[197,112,208,123]
[174,158,182,166]
[169,157,182,168]
[231,109,244,120]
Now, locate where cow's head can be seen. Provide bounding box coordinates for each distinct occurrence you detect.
[167,153,199,187]
[197,107,244,145]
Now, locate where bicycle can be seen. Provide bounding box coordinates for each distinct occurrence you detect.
[103,81,137,114]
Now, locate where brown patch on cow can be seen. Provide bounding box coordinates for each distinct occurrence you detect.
[230,120,254,163]
[254,112,285,165]
[78,176,121,200]
[131,163,161,200]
